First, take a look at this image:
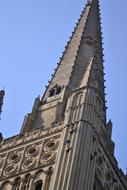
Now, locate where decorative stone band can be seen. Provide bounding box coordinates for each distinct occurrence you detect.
[0,125,63,151]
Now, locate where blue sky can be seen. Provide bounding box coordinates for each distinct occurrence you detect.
[0,0,127,172]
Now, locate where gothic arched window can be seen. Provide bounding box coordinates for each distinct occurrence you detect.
[56,87,61,95]
[13,177,21,190]
[35,181,43,190]
[49,86,62,97]
[22,174,31,190]
[1,181,12,190]
[49,89,55,97]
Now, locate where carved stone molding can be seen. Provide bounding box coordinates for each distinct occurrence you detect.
[40,152,56,165]
[22,159,37,171]
[8,152,21,164]
[3,165,18,177]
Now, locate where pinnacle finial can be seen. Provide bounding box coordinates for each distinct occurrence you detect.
[0,90,5,116]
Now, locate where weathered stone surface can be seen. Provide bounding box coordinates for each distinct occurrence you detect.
[0,0,127,189]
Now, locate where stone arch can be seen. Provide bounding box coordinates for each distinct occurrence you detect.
[34,180,43,190]
[69,92,84,122]
[32,168,53,190]
[72,92,84,107]
[32,170,44,190]
[13,177,21,190]
[1,180,12,190]
[49,85,62,97]
[33,170,45,183]
[22,173,31,190]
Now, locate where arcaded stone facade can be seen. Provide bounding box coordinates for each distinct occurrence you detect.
[0,0,127,189]
[0,127,62,189]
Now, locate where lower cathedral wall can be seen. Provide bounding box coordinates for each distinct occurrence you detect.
[0,126,63,190]
[0,167,51,190]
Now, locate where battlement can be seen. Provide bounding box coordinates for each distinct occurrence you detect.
[0,125,63,152]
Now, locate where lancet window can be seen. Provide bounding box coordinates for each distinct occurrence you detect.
[49,86,62,97]
[35,181,43,190]
[13,177,21,190]
[22,174,31,190]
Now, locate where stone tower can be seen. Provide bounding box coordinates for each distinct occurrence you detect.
[0,0,127,190]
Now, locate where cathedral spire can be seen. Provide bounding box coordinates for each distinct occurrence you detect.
[0,1,127,190]
[21,0,106,133]
[42,0,104,102]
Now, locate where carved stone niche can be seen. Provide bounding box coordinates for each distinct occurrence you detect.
[40,152,56,166]
[44,139,59,151]
[105,170,112,182]
[22,158,36,171]
[95,170,103,189]
[25,142,41,159]
[32,168,53,190]
[8,152,21,164]
[84,36,95,46]
[25,146,39,158]
[3,165,18,177]
[21,145,40,171]
[96,168,103,179]
[96,155,103,166]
